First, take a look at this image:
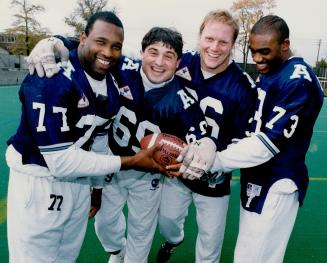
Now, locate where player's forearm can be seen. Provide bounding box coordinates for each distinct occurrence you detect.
[43,146,121,178]
[120,156,141,169]
[119,147,166,174]
[211,132,277,173]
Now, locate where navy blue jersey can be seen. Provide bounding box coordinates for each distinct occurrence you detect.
[107,56,145,156]
[240,57,324,213]
[7,49,120,167]
[108,56,209,157]
[177,51,257,197]
[141,77,207,141]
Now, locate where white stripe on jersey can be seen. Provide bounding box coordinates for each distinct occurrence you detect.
[39,142,74,153]
[256,132,280,155]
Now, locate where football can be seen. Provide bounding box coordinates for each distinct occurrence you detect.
[140,133,185,166]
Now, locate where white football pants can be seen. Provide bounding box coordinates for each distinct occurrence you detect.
[159,177,229,263]
[94,170,163,263]
[7,169,90,263]
[234,189,299,263]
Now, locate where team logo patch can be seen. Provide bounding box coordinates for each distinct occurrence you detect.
[246,182,262,208]
[77,93,89,108]
[176,67,192,81]
[119,85,133,100]
[150,178,160,191]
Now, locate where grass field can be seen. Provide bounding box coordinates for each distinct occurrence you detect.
[1,85,326,263]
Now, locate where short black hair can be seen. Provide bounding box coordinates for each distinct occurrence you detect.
[251,15,289,44]
[141,27,184,59]
[85,11,124,36]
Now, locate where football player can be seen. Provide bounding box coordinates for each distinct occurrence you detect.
[94,27,215,263]
[179,15,324,263]
[156,10,257,263]
[5,12,166,263]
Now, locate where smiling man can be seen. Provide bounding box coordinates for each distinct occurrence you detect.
[5,11,167,263]
[94,27,215,263]
[157,10,257,263]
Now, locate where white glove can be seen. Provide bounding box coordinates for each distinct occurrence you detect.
[178,137,216,180]
[26,37,69,78]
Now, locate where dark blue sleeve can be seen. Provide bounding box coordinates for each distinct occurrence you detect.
[21,74,78,150]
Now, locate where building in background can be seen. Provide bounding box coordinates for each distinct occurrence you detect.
[0,33,28,85]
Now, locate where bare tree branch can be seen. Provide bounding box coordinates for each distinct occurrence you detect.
[64,0,118,37]
[9,0,49,55]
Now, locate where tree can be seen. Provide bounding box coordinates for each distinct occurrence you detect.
[10,0,49,55]
[315,58,327,96]
[315,58,327,83]
[230,0,276,70]
[65,0,116,36]
[4,28,48,56]
[316,58,327,69]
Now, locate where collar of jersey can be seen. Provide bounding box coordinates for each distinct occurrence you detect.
[84,71,107,97]
[140,68,174,92]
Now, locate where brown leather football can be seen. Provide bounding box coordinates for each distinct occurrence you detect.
[140,133,185,166]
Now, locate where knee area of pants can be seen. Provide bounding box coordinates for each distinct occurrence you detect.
[159,214,181,225]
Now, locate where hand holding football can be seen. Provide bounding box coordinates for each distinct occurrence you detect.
[140,133,185,166]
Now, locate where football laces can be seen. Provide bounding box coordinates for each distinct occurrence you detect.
[160,139,184,152]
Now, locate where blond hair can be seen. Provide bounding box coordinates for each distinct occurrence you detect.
[199,9,239,43]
